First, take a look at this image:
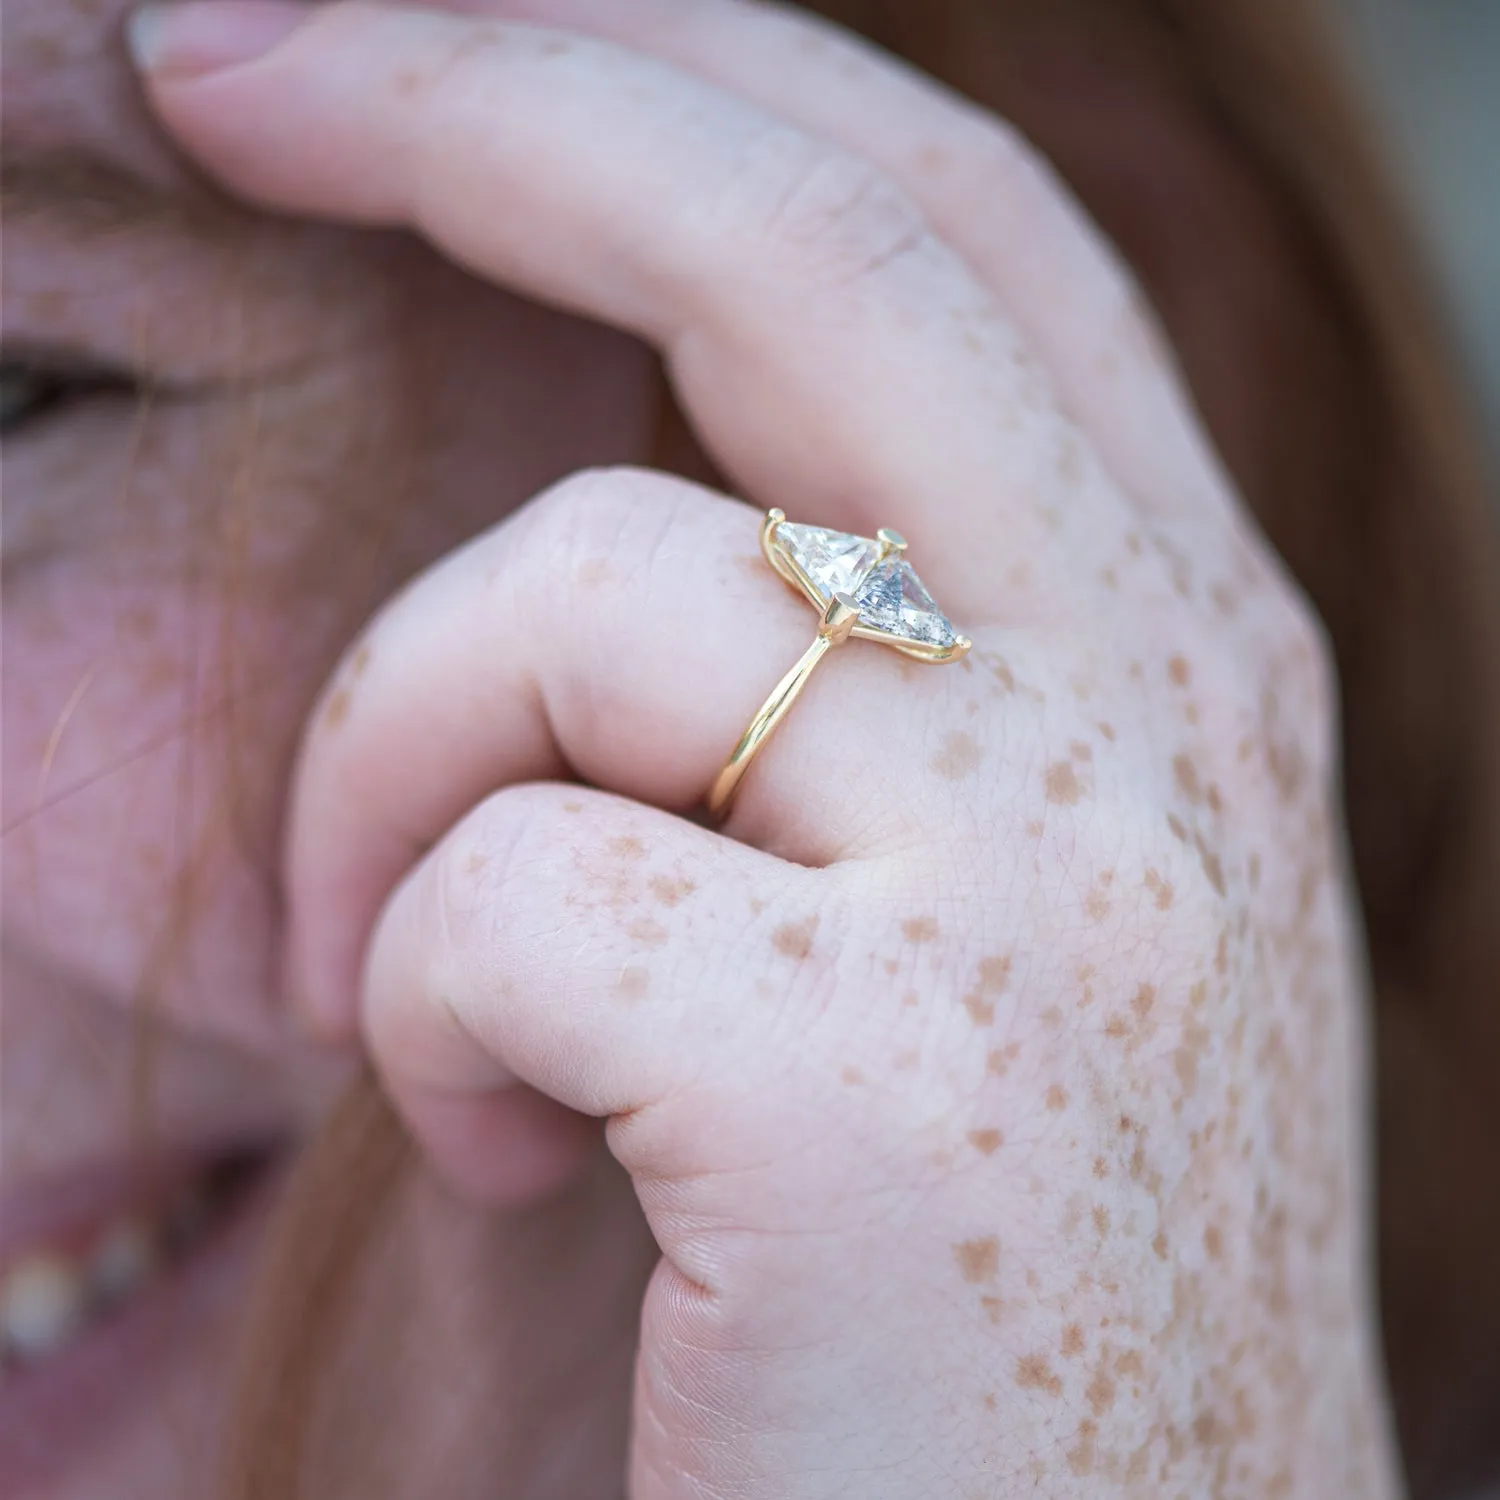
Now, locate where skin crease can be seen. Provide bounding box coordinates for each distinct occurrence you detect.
[2,0,1404,1496]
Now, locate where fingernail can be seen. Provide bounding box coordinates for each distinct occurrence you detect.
[128,1,308,79]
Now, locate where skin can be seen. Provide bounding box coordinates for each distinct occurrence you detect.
[2,0,1403,1495]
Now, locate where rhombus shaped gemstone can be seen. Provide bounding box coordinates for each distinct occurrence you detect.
[777,522,957,649]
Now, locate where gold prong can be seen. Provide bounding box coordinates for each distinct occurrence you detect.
[876,527,908,560]
[818,593,861,646]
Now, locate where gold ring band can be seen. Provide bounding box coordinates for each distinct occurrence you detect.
[707,509,971,819]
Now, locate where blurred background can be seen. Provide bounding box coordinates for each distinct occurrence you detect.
[1335,0,1499,478]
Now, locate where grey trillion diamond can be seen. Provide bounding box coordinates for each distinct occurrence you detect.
[852,556,957,648]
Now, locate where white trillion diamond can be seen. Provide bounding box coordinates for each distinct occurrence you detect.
[777,523,880,602]
[852,557,958,648]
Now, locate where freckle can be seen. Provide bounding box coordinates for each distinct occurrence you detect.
[978,955,1012,994]
[986,1042,1020,1076]
[902,916,939,943]
[1130,984,1156,1021]
[748,897,767,915]
[916,142,950,171]
[1126,533,1143,556]
[1144,869,1174,909]
[650,876,695,906]
[323,688,352,730]
[893,1047,919,1069]
[883,957,900,976]
[1067,1417,1098,1475]
[562,801,583,814]
[1206,783,1224,814]
[967,1128,1004,1155]
[1195,835,1227,897]
[617,966,649,1001]
[1128,659,1143,680]
[1193,1410,1223,1448]
[1189,980,1208,1007]
[1101,567,1119,589]
[627,918,668,948]
[954,1236,1000,1283]
[901,990,920,1008]
[1086,1370,1117,1415]
[980,1294,1004,1324]
[933,730,983,779]
[773,917,819,960]
[983,654,1016,692]
[1070,740,1093,762]
[1116,1349,1144,1379]
[1041,1005,1063,1029]
[1118,1114,1134,1133]
[1093,1205,1110,1235]
[961,993,995,1026]
[1173,753,1202,803]
[609,835,647,860]
[841,1066,864,1086]
[1214,930,1229,974]
[1105,1015,1129,1040]
[1025,1269,1040,1290]
[1167,655,1191,687]
[1015,1353,1063,1397]
[1167,812,1188,842]
[1248,852,1262,888]
[1152,1230,1169,1260]
[1085,888,1110,922]
[1045,1084,1069,1112]
[1062,1323,1086,1357]
[1204,1224,1224,1259]
[1045,761,1083,805]
[1129,1144,1147,1180]
[464,851,487,875]
[1093,1157,1108,1179]
[1211,582,1237,615]
[350,644,372,678]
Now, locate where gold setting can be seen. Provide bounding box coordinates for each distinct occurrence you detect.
[707,509,971,817]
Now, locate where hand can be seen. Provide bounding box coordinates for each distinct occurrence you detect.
[134,1,1399,1493]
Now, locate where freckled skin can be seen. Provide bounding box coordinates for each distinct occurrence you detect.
[1046,760,1085,805]
[772,917,818,960]
[954,1237,1000,1284]
[4,0,1404,1496]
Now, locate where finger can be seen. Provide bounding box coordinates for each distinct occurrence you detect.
[133,0,1141,607]
[286,469,984,1041]
[461,0,1242,535]
[361,780,814,1210]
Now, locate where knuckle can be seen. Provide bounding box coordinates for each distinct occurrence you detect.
[521,465,669,591]
[726,127,934,286]
[529,466,695,572]
[432,785,559,962]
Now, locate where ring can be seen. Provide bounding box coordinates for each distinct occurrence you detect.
[707,509,972,817]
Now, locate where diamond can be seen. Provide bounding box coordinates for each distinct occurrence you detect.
[777,523,880,602]
[852,557,958,648]
[773,519,958,650]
